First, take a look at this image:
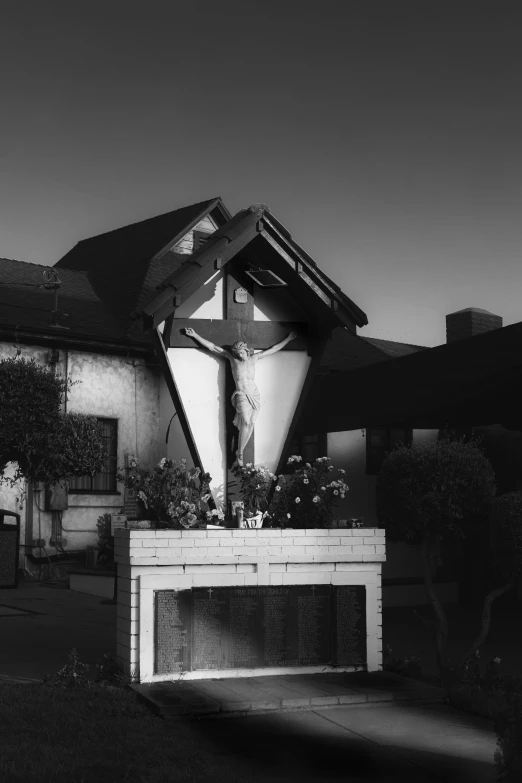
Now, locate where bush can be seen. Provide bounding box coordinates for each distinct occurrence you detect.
[382,644,424,680]
[0,356,107,486]
[269,455,349,528]
[494,677,522,781]
[96,512,115,566]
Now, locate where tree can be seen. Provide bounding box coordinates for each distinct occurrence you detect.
[0,356,107,487]
[376,433,498,677]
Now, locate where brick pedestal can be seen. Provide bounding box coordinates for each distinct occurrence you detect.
[114,527,385,683]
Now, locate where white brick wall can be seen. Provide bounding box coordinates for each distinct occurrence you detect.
[114,528,386,682]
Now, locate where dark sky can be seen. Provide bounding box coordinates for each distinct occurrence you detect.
[1,2,521,345]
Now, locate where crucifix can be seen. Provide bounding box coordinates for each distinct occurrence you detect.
[207,587,214,599]
[165,261,309,509]
[183,326,297,466]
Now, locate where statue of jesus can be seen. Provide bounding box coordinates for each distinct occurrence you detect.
[183,327,297,466]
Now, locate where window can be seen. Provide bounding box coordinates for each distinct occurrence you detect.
[287,433,327,465]
[366,426,412,475]
[68,418,118,493]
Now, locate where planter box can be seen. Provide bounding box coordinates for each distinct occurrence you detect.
[114,527,386,683]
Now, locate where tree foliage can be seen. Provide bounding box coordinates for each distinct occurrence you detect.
[376,433,499,678]
[376,434,497,545]
[0,356,107,486]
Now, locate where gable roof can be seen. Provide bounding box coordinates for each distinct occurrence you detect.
[55,198,231,339]
[139,204,369,331]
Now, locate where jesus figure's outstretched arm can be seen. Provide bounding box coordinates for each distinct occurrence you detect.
[256,331,297,360]
[183,327,230,356]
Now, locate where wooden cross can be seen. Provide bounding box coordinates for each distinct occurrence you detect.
[311,585,316,597]
[163,262,309,511]
[207,587,214,599]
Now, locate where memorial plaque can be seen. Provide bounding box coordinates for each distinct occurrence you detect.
[263,587,291,665]
[283,585,331,665]
[154,584,367,674]
[333,585,366,665]
[192,587,230,670]
[155,590,192,674]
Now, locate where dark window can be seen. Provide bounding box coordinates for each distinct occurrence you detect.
[68,418,118,493]
[366,426,412,475]
[193,230,212,251]
[287,433,327,466]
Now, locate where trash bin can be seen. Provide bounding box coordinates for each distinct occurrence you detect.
[0,509,21,588]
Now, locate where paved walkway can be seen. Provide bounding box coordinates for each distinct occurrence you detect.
[133,670,447,717]
[0,581,500,781]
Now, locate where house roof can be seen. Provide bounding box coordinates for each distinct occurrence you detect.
[0,257,134,348]
[300,320,522,432]
[55,198,231,340]
[319,331,426,373]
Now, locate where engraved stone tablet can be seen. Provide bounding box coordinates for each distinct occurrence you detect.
[333,585,366,665]
[154,590,192,674]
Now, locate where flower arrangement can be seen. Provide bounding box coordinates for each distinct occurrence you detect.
[269,455,349,528]
[117,458,220,528]
[232,463,276,518]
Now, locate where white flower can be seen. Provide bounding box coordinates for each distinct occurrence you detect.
[275,485,281,492]
[320,486,326,491]
[313,495,320,503]
[338,468,346,474]
[158,458,166,468]
[340,494,345,499]
[303,478,309,484]
[328,466,334,471]
[333,490,339,495]
[493,657,501,664]
[295,497,301,504]
[305,463,311,468]
[287,513,291,518]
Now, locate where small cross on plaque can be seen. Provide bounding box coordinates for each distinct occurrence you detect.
[207,587,214,599]
[311,585,316,597]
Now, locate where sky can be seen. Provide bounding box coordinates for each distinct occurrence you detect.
[1,1,521,347]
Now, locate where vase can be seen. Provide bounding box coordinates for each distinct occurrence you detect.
[244,512,264,529]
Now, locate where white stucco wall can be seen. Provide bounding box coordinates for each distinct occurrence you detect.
[0,341,161,563]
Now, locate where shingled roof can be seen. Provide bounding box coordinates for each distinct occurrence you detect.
[0,257,131,346]
[55,198,231,340]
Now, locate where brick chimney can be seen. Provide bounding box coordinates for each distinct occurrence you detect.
[446,308,503,343]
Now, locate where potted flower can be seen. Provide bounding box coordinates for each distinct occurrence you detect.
[269,455,349,528]
[117,458,215,529]
[232,463,276,527]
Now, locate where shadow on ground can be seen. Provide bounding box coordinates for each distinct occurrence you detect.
[172,701,497,782]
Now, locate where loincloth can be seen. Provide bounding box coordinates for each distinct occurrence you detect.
[231,389,261,429]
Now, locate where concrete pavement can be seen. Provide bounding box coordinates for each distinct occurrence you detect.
[0,581,500,781]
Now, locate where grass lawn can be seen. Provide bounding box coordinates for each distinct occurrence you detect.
[0,682,252,783]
